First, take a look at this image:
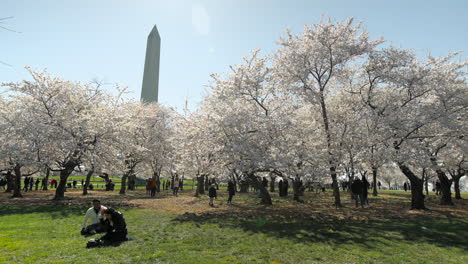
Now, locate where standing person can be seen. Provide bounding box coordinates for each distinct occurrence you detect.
[81,179,84,188]
[362,176,370,206]
[23,177,29,192]
[284,179,289,196]
[73,180,77,188]
[81,199,108,235]
[351,178,364,208]
[173,176,180,196]
[41,178,47,190]
[377,181,381,190]
[262,177,268,189]
[278,180,283,197]
[227,180,236,204]
[150,178,157,197]
[403,182,408,192]
[29,178,34,191]
[35,178,40,190]
[208,182,217,207]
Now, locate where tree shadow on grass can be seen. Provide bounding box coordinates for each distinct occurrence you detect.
[0,205,86,219]
[173,212,468,251]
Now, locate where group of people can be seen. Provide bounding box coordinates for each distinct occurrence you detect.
[145,176,183,197]
[81,199,128,248]
[350,176,370,208]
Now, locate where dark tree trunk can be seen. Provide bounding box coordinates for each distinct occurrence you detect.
[398,163,426,209]
[5,171,13,192]
[54,161,77,200]
[454,176,462,199]
[194,173,205,197]
[433,168,454,205]
[247,172,272,205]
[372,166,378,196]
[292,177,305,202]
[82,166,95,195]
[42,168,50,191]
[120,171,131,194]
[12,164,22,198]
[319,89,342,208]
[330,166,342,207]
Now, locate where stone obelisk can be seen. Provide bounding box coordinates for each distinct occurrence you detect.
[141,25,161,103]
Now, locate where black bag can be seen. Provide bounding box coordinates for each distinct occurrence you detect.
[86,239,103,248]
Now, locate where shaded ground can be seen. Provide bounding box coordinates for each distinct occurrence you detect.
[1,188,467,221]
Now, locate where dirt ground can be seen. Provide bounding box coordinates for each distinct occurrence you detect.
[1,188,467,221]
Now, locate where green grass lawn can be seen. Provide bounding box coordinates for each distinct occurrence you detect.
[0,205,467,264]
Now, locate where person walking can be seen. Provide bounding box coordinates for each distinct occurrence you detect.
[227,180,236,204]
[173,176,180,196]
[208,182,217,207]
[351,178,364,208]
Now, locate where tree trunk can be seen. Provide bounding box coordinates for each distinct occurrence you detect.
[120,171,130,194]
[42,168,50,191]
[247,172,272,205]
[330,166,342,207]
[12,164,22,198]
[292,177,305,202]
[194,173,205,197]
[372,166,378,196]
[397,163,426,209]
[54,162,77,200]
[319,90,342,208]
[5,171,13,192]
[434,168,454,205]
[454,176,462,199]
[82,166,95,195]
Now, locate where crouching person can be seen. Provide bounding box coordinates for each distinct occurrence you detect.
[81,199,107,235]
[87,208,128,248]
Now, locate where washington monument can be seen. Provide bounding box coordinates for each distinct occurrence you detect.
[141,25,161,103]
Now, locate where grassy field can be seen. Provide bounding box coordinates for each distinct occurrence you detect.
[0,190,467,264]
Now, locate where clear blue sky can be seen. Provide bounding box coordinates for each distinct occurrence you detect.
[1,0,467,111]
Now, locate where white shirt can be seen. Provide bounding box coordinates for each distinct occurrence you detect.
[82,206,107,228]
[174,179,180,188]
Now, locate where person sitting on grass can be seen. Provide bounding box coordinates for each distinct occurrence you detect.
[208,182,217,207]
[81,199,107,235]
[87,208,128,248]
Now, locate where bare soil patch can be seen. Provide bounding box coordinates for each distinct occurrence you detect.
[1,188,467,221]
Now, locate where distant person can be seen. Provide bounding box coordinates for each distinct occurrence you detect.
[377,181,381,190]
[23,177,30,192]
[435,181,441,195]
[149,178,157,197]
[173,176,180,196]
[208,182,217,207]
[351,178,364,208]
[403,182,408,192]
[81,199,107,235]
[262,177,268,188]
[73,180,77,188]
[86,208,128,248]
[278,180,283,197]
[35,178,40,190]
[29,177,34,191]
[227,180,236,204]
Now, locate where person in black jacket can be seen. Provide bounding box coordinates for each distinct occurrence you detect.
[227,180,236,204]
[100,208,128,244]
[362,176,370,206]
[351,178,364,208]
[208,183,217,207]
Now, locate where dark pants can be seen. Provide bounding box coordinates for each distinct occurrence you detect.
[228,194,234,203]
[84,223,107,234]
[100,231,127,244]
[150,187,156,197]
[353,193,365,208]
[173,187,179,196]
